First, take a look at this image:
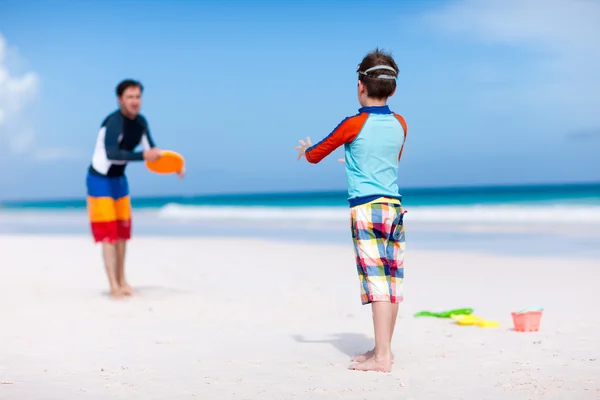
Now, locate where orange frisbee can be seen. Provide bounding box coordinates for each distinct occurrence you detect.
[145,150,185,174]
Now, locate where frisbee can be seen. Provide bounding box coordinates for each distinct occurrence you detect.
[145,150,185,174]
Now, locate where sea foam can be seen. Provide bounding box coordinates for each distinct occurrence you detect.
[157,203,600,224]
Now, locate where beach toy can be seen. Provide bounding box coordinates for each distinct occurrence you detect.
[145,150,185,174]
[511,307,544,332]
[414,308,473,318]
[451,314,500,328]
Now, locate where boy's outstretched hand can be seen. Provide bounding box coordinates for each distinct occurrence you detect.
[295,137,312,160]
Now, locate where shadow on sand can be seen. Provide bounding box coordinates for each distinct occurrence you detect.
[100,285,190,298]
[292,333,373,357]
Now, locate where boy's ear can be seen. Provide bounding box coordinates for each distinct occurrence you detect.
[389,87,396,97]
[358,80,367,94]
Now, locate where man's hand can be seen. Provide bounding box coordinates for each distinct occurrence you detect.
[177,167,186,179]
[143,148,162,162]
[295,137,312,160]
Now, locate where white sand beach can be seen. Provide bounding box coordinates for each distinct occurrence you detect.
[1,234,599,399]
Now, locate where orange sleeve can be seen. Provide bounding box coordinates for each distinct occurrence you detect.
[393,113,408,161]
[305,113,369,164]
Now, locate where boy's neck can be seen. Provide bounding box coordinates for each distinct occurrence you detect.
[363,98,387,107]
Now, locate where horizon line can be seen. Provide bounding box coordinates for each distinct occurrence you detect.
[1,180,599,205]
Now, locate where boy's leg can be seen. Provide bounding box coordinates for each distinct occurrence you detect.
[349,300,394,372]
[352,303,398,363]
[390,302,400,340]
[388,206,406,344]
[348,202,398,372]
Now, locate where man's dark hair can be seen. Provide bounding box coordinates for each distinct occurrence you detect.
[116,79,143,97]
[356,48,399,99]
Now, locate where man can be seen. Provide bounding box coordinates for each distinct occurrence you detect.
[86,79,184,299]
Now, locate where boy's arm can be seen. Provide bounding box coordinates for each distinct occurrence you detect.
[104,115,145,161]
[393,113,408,161]
[305,114,368,164]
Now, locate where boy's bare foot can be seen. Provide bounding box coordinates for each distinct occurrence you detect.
[348,356,392,373]
[352,349,395,363]
[120,283,135,296]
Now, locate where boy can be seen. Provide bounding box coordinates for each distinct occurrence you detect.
[295,49,407,373]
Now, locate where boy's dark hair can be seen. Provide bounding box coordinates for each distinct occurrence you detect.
[356,48,399,99]
[116,79,143,97]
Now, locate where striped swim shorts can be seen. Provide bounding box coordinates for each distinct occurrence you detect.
[85,172,132,243]
[351,198,406,305]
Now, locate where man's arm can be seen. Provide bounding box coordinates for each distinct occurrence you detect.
[104,115,144,161]
[141,125,156,151]
[305,113,369,164]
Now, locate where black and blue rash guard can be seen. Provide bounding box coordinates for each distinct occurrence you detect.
[88,110,156,177]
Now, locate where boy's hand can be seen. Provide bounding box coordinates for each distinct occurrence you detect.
[295,137,312,160]
[338,158,345,163]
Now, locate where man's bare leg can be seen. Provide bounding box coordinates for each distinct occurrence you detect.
[102,241,124,298]
[115,239,134,295]
[349,301,393,372]
[352,302,399,363]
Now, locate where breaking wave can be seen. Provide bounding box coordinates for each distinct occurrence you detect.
[157,203,600,224]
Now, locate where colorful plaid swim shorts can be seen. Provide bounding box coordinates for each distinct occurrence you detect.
[85,172,132,243]
[351,198,406,305]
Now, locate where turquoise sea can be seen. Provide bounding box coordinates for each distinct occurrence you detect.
[1,182,599,258]
[2,182,599,210]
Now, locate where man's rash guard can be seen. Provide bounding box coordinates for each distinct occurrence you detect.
[88,110,156,177]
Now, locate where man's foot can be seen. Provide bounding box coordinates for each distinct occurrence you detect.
[348,356,392,373]
[109,288,126,299]
[351,349,395,363]
[119,282,135,296]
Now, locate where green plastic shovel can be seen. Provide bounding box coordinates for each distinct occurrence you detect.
[414,308,474,318]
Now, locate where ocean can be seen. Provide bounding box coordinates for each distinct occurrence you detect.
[1,182,599,258]
[2,182,599,221]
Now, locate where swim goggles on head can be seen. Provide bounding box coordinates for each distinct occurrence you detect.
[357,65,398,80]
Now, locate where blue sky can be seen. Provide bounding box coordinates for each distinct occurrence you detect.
[0,0,599,200]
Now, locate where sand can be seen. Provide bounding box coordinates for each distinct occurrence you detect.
[0,234,599,399]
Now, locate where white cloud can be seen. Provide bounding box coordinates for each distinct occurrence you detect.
[0,34,92,164]
[7,125,35,155]
[32,147,83,163]
[0,33,42,159]
[423,0,600,125]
